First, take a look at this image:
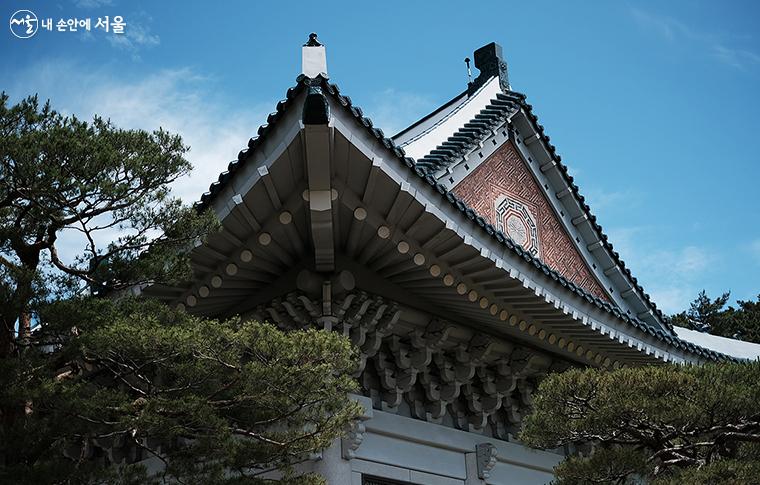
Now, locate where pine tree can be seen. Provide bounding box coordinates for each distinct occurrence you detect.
[520,362,760,484]
[670,290,760,343]
[0,94,360,483]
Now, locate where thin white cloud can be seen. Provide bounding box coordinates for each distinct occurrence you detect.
[9,60,271,202]
[607,226,715,313]
[583,188,640,214]
[362,88,437,138]
[711,45,760,70]
[748,239,760,265]
[669,245,711,274]
[5,59,272,264]
[629,6,760,70]
[73,0,113,8]
[106,17,160,59]
[629,7,691,42]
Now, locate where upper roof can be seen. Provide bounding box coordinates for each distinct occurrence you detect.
[184,35,737,365]
[390,43,673,335]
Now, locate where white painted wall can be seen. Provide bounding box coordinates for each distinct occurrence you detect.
[306,395,561,485]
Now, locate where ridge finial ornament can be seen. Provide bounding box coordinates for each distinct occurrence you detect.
[468,41,510,94]
[304,32,322,47]
[302,32,328,77]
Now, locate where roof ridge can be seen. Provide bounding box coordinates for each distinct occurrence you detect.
[415,97,518,173]
[397,76,498,148]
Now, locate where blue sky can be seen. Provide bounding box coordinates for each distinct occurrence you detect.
[2,0,759,314]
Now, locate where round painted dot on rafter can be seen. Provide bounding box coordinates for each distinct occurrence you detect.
[397,241,410,254]
[353,207,367,221]
[548,333,557,344]
[429,264,441,277]
[586,350,595,360]
[558,338,567,349]
[198,286,210,298]
[443,274,455,286]
[508,315,518,326]
[479,297,489,309]
[519,320,528,332]
[594,354,603,365]
[176,303,186,312]
[489,304,498,315]
[603,357,612,367]
[468,290,478,302]
[186,295,197,307]
[240,249,253,263]
[279,211,293,225]
[413,253,425,265]
[211,275,223,288]
[456,283,467,295]
[225,263,238,276]
[331,188,338,201]
[612,361,621,369]
[499,310,509,321]
[538,329,546,340]
[302,189,310,201]
[576,346,584,356]
[377,226,391,239]
[528,324,537,336]
[258,232,272,246]
[567,342,576,352]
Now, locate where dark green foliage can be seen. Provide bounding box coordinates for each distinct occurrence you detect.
[0,92,217,351]
[654,452,760,485]
[670,290,760,343]
[1,297,360,484]
[0,94,360,483]
[550,447,650,485]
[520,362,760,484]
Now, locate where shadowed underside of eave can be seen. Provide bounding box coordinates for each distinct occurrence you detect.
[143,94,731,366]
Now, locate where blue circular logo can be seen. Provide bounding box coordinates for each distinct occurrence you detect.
[10,10,38,39]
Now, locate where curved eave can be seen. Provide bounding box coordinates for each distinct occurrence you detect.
[185,74,734,365]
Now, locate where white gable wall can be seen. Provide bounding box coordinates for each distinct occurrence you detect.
[397,77,502,160]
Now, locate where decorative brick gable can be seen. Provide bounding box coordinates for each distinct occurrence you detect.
[452,141,610,301]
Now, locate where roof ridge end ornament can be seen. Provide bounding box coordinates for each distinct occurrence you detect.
[467,41,510,96]
[302,32,328,78]
[304,32,322,47]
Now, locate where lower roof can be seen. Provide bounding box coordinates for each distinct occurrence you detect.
[674,327,760,360]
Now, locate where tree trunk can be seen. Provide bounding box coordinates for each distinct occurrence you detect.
[0,250,40,467]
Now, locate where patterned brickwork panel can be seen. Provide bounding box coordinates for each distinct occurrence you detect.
[452,141,610,301]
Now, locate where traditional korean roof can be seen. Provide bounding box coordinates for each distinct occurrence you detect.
[190,68,733,364]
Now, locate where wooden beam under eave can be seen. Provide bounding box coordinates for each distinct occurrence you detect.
[303,123,335,272]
